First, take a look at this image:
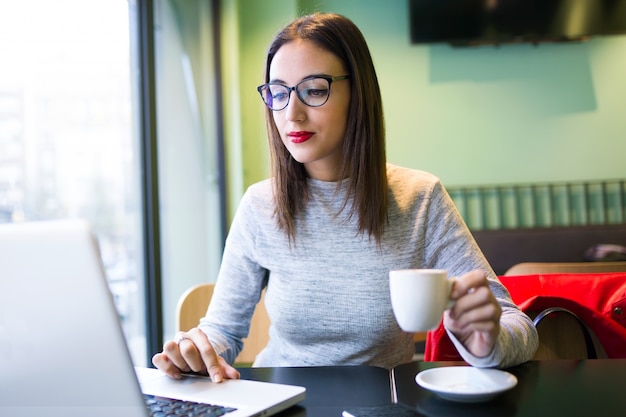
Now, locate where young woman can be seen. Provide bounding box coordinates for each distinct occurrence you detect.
[153,13,538,382]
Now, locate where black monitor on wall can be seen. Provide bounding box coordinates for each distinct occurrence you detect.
[409,0,626,46]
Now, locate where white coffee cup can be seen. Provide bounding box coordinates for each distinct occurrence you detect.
[389,269,455,332]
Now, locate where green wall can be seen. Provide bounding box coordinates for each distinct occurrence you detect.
[221,0,626,220]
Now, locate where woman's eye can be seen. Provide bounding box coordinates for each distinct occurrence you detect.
[305,88,328,98]
[272,92,288,101]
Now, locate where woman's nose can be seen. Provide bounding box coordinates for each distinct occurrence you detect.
[283,91,306,122]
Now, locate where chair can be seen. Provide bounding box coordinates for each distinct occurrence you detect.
[499,272,626,360]
[503,263,626,359]
[503,262,626,359]
[176,283,270,365]
[504,261,626,276]
[530,306,606,360]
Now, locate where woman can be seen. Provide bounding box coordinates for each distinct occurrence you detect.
[153,13,538,382]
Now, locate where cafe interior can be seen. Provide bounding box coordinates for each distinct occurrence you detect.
[154,0,626,361]
[2,0,626,415]
[170,0,626,360]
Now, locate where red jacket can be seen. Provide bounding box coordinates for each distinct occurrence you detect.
[424,272,626,361]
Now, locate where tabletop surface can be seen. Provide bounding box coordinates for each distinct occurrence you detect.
[239,360,626,417]
[238,365,392,417]
[394,360,626,417]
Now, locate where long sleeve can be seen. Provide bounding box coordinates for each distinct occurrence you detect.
[197,187,270,364]
[414,178,538,367]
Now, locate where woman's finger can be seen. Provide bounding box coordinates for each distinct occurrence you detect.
[185,328,225,382]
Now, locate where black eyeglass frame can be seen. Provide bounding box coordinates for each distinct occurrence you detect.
[257,75,350,111]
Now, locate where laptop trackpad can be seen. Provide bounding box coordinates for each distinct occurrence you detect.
[136,367,306,412]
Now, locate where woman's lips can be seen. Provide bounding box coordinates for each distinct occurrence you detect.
[288,131,314,144]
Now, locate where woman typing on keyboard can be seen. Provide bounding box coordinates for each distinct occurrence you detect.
[152,12,538,383]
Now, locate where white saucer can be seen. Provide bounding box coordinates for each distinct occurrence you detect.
[415,366,517,403]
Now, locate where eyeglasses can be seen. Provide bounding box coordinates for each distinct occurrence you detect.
[257,75,350,111]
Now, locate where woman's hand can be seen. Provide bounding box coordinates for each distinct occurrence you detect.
[151,327,240,382]
[444,269,502,358]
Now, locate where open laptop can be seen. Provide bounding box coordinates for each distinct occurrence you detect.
[0,219,305,417]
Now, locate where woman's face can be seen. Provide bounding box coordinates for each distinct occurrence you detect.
[269,39,351,181]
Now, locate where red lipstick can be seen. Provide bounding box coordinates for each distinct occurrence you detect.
[288,131,314,144]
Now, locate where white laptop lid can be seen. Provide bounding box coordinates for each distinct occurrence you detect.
[0,219,304,417]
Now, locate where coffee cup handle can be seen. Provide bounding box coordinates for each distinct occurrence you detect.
[445,277,457,310]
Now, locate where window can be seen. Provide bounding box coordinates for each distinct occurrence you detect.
[1,0,226,364]
[153,0,226,344]
[0,0,147,365]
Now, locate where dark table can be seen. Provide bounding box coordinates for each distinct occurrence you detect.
[394,360,626,417]
[238,365,392,417]
[239,360,626,417]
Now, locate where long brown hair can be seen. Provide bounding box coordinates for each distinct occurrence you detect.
[262,13,387,244]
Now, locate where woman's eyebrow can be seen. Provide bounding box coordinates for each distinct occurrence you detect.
[269,73,329,84]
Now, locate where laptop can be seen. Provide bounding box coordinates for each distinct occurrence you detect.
[0,219,305,417]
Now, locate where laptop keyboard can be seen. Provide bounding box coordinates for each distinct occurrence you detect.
[144,394,237,417]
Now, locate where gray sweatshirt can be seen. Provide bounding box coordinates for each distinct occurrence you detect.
[199,164,537,369]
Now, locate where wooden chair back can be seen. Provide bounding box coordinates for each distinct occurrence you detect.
[504,261,626,276]
[530,307,607,360]
[176,283,270,365]
[501,264,623,360]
